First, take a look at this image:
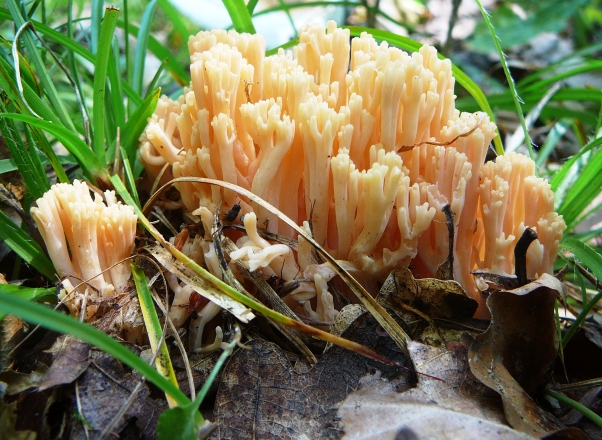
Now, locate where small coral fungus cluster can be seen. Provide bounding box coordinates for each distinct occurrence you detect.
[31,180,137,319]
[32,22,566,349]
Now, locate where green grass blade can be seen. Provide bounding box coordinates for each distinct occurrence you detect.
[158,0,193,41]
[121,147,141,209]
[133,0,158,96]
[223,0,256,34]
[0,285,56,321]
[0,209,55,280]
[251,2,410,32]
[474,0,531,158]
[0,53,61,125]
[90,0,104,54]
[536,119,570,168]
[561,238,602,281]
[560,239,602,347]
[122,87,161,165]
[0,291,190,406]
[0,113,107,183]
[0,159,18,174]
[344,26,504,155]
[92,7,119,164]
[132,263,180,408]
[557,146,602,230]
[5,0,76,133]
[546,389,602,428]
[0,103,49,199]
[247,0,260,14]
[0,8,144,107]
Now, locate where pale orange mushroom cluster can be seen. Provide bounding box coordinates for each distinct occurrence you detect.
[135,22,564,325]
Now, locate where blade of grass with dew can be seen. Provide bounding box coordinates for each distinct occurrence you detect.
[92,7,119,164]
[557,146,602,230]
[0,103,49,199]
[223,0,256,34]
[122,87,161,166]
[133,0,158,97]
[474,0,532,158]
[536,119,570,168]
[0,209,55,280]
[0,285,56,321]
[344,25,504,156]
[112,176,411,366]
[156,328,241,440]
[132,262,180,408]
[0,113,108,183]
[5,0,76,133]
[0,291,190,406]
[140,176,414,358]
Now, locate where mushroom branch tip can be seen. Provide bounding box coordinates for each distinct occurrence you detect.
[139,21,566,320]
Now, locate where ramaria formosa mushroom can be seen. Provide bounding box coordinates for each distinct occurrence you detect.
[140,21,565,323]
[31,180,137,317]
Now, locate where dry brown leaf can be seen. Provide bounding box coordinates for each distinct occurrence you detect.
[68,348,168,439]
[211,312,413,439]
[337,340,533,439]
[379,268,478,320]
[469,274,563,435]
[38,336,89,391]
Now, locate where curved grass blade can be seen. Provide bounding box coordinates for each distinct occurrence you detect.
[557,146,602,230]
[138,177,413,358]
[0,209,55,280]
[92,7,120,164]
[344,25,504,155]
[132,262,180,408]
[223,0,256,34]
[0,113,107,183]
[0,102,49,199]
[0,291,189,406]
[133,0,158,96]
[0,285,55,321]
[4,0,76,133]
[474,0,532,158]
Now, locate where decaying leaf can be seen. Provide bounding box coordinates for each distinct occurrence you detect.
[68,348,168,439]
[38,335,89,391]
[211,312,413,439]
[337,340,534,439]
[378,268,478,320]
[469,274,563,435]
[148,244,255,323]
